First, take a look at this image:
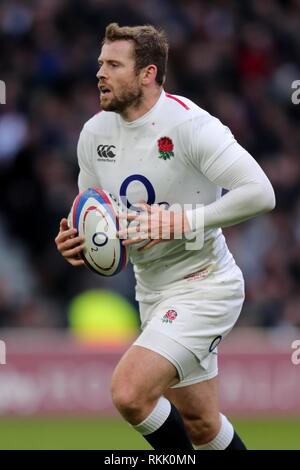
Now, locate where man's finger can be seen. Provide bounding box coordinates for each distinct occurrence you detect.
[55,228,78,244]
[59,236,84,249]
[135,202,153,213]
[117,224,143,238]
[122,236,148,246]
[62,244,85,257]
[67,258,85,266]
[118,212,139,221]
[60,218,69,229]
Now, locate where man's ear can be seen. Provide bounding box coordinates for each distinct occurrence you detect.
[141,64,157,85]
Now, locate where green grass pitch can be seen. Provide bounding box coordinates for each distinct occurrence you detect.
[0,417,299,450]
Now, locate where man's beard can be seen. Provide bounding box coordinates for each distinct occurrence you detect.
[101,86,143,113]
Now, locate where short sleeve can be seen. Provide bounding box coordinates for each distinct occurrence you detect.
[188,117,247,180]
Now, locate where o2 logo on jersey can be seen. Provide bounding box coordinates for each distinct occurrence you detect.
[120,174,169,210]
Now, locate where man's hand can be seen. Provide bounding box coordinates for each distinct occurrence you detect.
[55,218,85,266]
[117,203,191,252]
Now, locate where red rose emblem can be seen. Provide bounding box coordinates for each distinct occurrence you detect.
[158,137,174,152]
[157,137,174,160]
[165,309,177,321]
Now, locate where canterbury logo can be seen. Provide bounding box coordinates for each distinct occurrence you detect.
[97,144,116,160]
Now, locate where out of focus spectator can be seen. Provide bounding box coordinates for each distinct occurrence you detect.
[0,0,299,330]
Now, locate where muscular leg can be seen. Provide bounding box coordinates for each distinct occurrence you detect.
[165,377,247,449]
[165,377,220,445]
[111,345,178,424]
[111,345,193,450]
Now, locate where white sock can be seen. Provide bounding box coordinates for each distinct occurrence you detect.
[193,414,234,450]
[132,396,171,435]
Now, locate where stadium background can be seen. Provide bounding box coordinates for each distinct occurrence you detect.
[0,0,299,449]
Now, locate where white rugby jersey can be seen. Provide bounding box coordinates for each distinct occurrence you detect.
[77,90,274,301]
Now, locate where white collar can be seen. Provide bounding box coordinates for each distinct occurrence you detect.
[118,89,165,128]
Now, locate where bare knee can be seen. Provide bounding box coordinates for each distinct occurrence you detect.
[110,345,177,424]
[111,371,154,424]
[183,413,220,445]
[111,384,142,421]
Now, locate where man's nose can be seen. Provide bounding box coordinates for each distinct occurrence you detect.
[96,65,107,80]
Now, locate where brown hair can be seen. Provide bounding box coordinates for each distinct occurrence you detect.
[103,23,168,86]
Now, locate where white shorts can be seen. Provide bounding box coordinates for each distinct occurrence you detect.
[133,264,245,388]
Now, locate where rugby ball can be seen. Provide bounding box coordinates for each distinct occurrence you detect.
[68,188,128,276]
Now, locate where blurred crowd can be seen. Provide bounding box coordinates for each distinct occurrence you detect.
[0,0,299,330]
